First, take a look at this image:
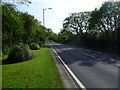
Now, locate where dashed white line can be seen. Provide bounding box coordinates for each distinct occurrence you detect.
[81,53,96,58]
[51,46,87,90]
[97,59,101,61]
[110,59,115,62]
[117,63,120,67]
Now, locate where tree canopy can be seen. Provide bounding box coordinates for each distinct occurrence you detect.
[2,3,51,54]
[57,0,120,54]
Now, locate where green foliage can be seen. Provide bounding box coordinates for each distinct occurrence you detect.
[58,0,120,53]
[2,3,49,55]
[36,41,45,47]
[8,44,32,63]
[46,28,58,42]
[31,25,46,46]
[63,12,91,36]
[58,29,74,43]
[21,13,38,43]
[2,45,12,55]
[2,4,24,45]
[30,43,40,50]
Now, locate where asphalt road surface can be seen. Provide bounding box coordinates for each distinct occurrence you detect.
[49,41,120,89]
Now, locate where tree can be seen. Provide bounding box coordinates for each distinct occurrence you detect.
[21,12,38,44]
[59,0,120,53]
[88,8,102,33]
[57,29,74,43]
[33,25,46,46]
[63,12,90,37]
[2,3,50,54]
[45,28,58,42]
[2,4,24,45]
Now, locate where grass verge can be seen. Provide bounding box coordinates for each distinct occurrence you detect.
[2,48,64,88]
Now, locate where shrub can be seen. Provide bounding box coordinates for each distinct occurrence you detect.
[37,41,43,47]
[38,41,45,47]
[29,43,40,50]
[8,44,32,63]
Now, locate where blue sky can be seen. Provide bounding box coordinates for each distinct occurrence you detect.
[17,0,107,33]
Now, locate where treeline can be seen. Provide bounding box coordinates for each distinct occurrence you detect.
[55,1,120,54]
[2,3,53,55]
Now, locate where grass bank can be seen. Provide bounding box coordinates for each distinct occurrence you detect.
[2,48,64,88]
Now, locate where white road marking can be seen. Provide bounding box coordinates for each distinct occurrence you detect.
[81,53,96,58]
[117,63,120,67]
[110,59,115,62]
[89,55,96,58]
[87,49,90,51]
[97,59,101,61]
[51,46,87,90]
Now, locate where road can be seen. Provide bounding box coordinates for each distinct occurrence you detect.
[49,41,120,89]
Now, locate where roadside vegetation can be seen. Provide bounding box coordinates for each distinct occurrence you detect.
[2,1,64,88]
[2,3,46,55]
[2,48,64,88]
[51,1,120,55]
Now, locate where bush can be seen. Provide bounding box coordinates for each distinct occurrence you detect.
[37,41,44,47]
[29,43,40,50]
[8,44,33,63]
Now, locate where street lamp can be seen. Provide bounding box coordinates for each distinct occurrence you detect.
[43,8,52,27]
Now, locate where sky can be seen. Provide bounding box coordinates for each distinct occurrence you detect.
[17,0,107,33]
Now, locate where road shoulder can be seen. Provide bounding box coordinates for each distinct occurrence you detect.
[50,47,80,88]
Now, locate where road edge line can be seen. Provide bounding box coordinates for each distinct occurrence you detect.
[50,46,87,90]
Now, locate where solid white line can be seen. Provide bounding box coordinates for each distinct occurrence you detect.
[50,46,87,90]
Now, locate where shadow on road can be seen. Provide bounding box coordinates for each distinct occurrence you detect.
[50,44,120,67]
[45,45,51,48]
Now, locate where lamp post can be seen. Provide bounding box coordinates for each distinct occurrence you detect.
[43,8,52,27]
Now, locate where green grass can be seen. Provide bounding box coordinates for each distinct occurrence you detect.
[2,48,64,88]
